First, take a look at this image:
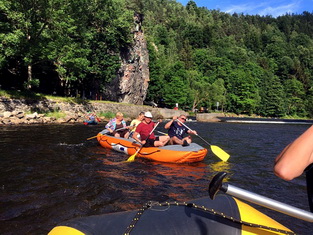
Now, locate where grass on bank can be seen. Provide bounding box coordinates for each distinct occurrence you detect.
[98,111,115,119]
[44,110,67,119]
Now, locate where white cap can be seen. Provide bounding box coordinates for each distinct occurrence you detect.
[144,111,153,118]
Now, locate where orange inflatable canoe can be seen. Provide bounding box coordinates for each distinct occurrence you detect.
[96,133,208,163]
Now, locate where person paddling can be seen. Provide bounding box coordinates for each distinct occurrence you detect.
[105,112,130,138]
[132,112,169,147]
[164,115,197,146]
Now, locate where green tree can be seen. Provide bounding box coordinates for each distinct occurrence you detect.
[0,0,53,89]
[162,61,189,108]
[145,41,167,104]
[259,72,286,117]
[208,78,226,112]
[306,86,313,117]
[284,78,306,116]
[45,0,132,96]
[186,70,210,111]
[163,76,189,108]
[226,68,260,114]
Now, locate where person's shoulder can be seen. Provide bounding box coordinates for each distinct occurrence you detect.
[137,122,144,127]
[169,121,175,127]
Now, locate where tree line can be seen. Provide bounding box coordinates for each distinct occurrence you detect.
[1,0,313,117]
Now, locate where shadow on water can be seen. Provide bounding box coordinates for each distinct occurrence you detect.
[0,123,312,234]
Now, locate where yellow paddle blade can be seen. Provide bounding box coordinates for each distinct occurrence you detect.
[210,145,230,162]
[126,153,136,162]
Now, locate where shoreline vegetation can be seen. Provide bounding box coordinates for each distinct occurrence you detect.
[0,90,311,125]
[0,90,310,125]
[0,90,188,125]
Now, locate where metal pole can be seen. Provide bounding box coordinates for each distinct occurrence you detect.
[224,184,313,222]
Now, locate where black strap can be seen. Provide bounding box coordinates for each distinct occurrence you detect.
[305,163,313,212]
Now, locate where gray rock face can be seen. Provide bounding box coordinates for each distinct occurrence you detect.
[104,14,149,105]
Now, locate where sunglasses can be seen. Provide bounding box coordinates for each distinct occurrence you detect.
[180,117,186,121]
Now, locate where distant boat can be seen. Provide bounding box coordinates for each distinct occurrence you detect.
[84,120,98,125]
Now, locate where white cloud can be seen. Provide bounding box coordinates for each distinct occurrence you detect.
[224,3,256,14]
[258,2,300,16]
[223,0,302,17]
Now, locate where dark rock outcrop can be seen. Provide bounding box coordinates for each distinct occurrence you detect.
[104,13,149,105]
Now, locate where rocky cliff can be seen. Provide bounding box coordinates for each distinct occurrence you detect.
[104,13,149,105]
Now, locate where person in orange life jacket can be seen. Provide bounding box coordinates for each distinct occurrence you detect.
[274,125,313,212]
[105,112,130,138]
[164,115,197,146]
[132,112,170,147]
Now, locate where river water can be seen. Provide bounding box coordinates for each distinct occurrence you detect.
[1,122,313,234]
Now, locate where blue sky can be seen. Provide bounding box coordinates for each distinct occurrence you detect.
[176,0,313,17]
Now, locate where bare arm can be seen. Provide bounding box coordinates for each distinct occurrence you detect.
[133,131,146,145]
[187,129,197,135]
[164,116,177,129]
[274,125,313,181]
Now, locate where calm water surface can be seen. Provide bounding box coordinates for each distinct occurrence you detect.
[1,122,313,234]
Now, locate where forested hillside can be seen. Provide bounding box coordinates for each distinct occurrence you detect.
[1,0,313,117]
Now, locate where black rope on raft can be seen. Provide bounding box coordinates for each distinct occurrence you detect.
[124,201,296,235]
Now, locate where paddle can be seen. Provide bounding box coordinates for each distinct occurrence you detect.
[87,135,99,140]
[209,172,313,222]
[176,119,230,161]
[126,122,160,162]
[157,131,168,135]
[86,126,130,140]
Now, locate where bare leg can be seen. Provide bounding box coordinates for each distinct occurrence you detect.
[171,136,184,145]
[154,136,170,147]
[183,136,192,144]
[124,131,130,139]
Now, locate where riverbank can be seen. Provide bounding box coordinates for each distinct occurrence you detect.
[3,95,310,126]
[0,96,190,125]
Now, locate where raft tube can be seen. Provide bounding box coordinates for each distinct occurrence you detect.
[96,133,208,163]
[49,195,293,235]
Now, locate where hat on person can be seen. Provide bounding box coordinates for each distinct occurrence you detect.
[144,111,153,118]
